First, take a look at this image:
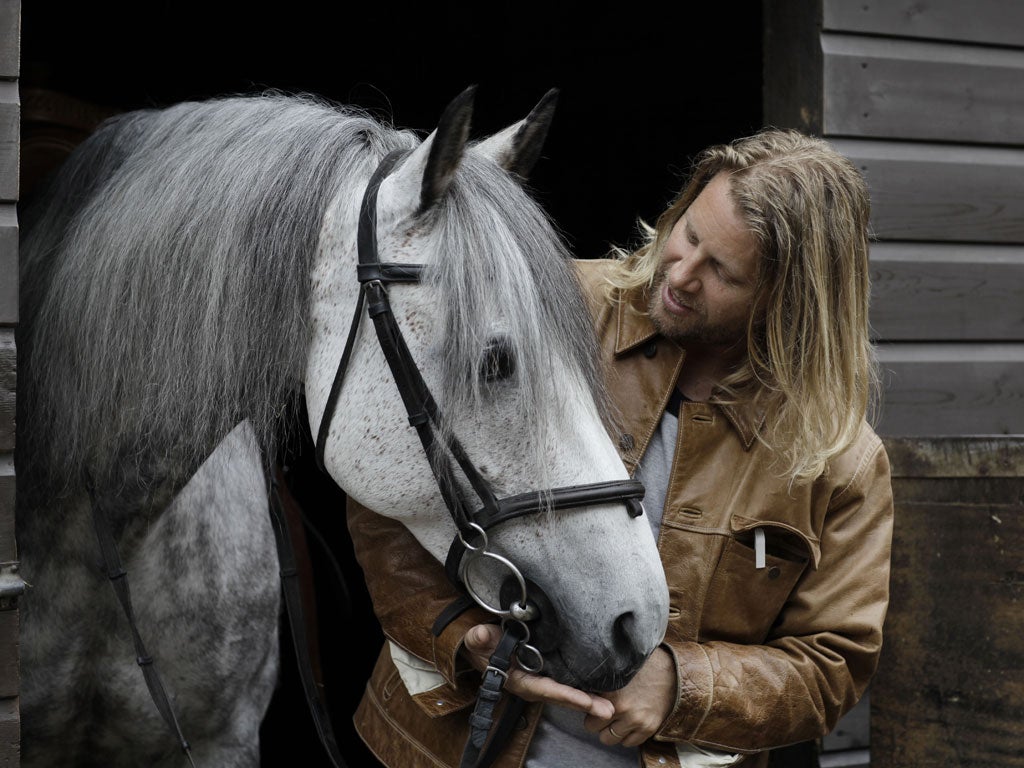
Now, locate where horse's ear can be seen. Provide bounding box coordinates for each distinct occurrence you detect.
[474,88,559,181]
[381,85,476,216]
[420,85,476,211]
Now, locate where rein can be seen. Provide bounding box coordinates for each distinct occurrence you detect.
[85,475,198,768]
[315,149,646,767]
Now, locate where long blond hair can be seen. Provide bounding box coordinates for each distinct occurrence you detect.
[605,128,878,483]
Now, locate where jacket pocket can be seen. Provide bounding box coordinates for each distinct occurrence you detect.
[697,518,816,644]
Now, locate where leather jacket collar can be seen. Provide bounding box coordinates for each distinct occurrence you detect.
[612,284,765,451]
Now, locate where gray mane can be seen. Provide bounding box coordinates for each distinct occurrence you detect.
[18,92,607,504]
[18,94,416,499]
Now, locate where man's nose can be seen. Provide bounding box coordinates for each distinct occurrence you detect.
[667,257,700,292]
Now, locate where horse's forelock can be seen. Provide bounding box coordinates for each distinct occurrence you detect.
[428,155,612,483]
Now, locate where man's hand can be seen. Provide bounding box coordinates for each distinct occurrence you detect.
[462,624,614,719]
[580,645,676,747]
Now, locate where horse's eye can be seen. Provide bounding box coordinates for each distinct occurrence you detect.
[481,338,516,382]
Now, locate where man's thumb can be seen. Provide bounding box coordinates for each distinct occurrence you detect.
[467,624,495,649]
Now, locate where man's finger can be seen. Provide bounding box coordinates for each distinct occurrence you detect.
[507,672,615,717]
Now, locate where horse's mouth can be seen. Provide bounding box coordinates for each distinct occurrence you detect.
[543,648,648,694]
[500,576,654,691]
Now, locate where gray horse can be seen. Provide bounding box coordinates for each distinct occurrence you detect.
[16,90,669,766]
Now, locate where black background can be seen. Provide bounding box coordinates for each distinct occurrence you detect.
[20,1,764,261]
[19,3,763,765]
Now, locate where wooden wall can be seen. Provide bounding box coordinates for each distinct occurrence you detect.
[0,1,17,765]
[874,437,1024,767]
[765,3,1024,766]
[764,0,1024,437]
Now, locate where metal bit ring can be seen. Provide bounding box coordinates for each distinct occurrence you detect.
[461,549,528,617]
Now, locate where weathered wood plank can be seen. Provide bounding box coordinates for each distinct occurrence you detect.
[872,442,1024,767]
[0,0,18,79]
[824,33,1024,146]
[0,613,16,699]
[825,0,1024,48]
[0,695,18,768]
[0,330,12,453]
[875,343,1024,436]
[762,0,824,134]
[0,82,15,204]
[0,6,18,764]
[0,455,12,564]
[832,139,1024,244]
[870,243,1024,341]
[883,436,1024,478]
[0,206,15,325]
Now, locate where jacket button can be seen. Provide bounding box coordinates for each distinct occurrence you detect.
[644,341,657,358]
[768,566,781,580]
[619,433,635,451]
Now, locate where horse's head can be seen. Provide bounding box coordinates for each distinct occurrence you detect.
[307,88,669,691]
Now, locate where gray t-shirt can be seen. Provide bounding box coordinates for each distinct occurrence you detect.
[525,406,677,766]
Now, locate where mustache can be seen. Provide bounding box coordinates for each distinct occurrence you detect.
[655,268,701,314]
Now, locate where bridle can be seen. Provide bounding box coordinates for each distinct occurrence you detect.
[314,149,647,766]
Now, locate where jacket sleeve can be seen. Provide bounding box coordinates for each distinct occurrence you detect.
[655,440,894,753]
[346,497,493,710]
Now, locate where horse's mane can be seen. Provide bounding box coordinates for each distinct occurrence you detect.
[18,93,414,498]
[17,92,607,503]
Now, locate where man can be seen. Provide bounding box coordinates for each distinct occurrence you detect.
[346,128,894,767]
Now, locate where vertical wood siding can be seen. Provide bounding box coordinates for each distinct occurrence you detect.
[0,1,18,765]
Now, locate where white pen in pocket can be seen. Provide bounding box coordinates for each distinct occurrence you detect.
[754,527,766,569]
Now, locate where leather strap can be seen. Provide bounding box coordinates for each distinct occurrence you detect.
[459,625,527,768]
[86,474,198,768]
[315,150,416,474]
[267,465,350,768]
[356,262,424,283]
[477,479,645,530]
[442,478,646,586]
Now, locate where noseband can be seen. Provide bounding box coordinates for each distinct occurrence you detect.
[314,150,645,764]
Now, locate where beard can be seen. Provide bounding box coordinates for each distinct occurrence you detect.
[648,266,749,348]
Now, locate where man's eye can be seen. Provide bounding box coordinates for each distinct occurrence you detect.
[481,338,516,382]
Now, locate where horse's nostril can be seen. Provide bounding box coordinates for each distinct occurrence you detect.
[613,611,642,658]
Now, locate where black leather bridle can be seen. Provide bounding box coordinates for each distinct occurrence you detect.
[314,149,646,767]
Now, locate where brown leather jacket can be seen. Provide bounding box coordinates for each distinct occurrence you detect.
[347,259,894,768]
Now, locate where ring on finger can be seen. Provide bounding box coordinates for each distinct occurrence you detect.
[608,724,623,739]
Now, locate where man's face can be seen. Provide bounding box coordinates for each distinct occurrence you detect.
[649,172,761,350]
